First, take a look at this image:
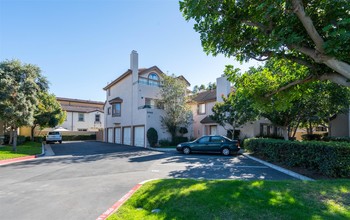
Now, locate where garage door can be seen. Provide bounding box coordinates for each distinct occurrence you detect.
[123,127,131,145]
[107,128,113,143]
[115,128,121,144]
[134,126,145,147]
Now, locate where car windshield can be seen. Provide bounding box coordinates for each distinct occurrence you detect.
[48,132,60,135]
[222,136,233,142]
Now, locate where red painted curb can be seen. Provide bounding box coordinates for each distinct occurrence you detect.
[96,184,143,220]
[0,155,37,165]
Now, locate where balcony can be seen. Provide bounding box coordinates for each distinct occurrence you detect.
[138,77,162,87]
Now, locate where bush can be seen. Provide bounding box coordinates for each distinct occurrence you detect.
[147,128,158,147]
[301,134,322,141]
[17,135,27,145]
[245,138,350,177]
[62,134,96,141]
[34,136,46,143]
[171,136,188,146]
[159,139,171,147]
[323,136,350,143]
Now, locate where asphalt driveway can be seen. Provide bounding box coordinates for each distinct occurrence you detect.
[0,141,296,220]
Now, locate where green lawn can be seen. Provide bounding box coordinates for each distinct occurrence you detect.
[0,142,42,160]
[109,179,350,220]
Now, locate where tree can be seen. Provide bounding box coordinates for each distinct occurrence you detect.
[226,59,350,139]
[180,0,350,89]
[31,92,66,140]
[0,60,48,151]
[160,74,192,141]
[211,92,258,138]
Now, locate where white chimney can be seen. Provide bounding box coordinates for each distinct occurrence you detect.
[130,50,138,84]
[216,75,231,102]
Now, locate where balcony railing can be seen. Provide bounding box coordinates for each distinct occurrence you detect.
[138,77,162,87]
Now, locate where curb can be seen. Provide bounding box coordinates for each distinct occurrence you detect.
[96,179,158,220]
[0,142,46,166]
[96,184,142,220]
[244,154,314,181]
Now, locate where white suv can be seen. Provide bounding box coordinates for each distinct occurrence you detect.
[46,131,62,144]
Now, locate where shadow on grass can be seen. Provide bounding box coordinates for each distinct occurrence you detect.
[111,179,350,220]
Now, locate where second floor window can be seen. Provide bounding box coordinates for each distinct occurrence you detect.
[78,113,84,121]
[107,107,111,115]
[198,103,206,114]
[112,103,121,117]
[95,114,100,122]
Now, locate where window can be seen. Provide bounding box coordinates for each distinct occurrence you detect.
[107,107,111,115]
[107,89,111,96]
[198,136,210,144]
[198,103,206,114]
[78,128,87,131]
[78,113,84,121]
[112,103,121,117]
[148,73,160,86]
[95,114,100,122]
[210,136,224,143]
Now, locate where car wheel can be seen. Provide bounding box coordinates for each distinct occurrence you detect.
[221,148,230,156]
[183,147,191,155]
[59,141,62,144]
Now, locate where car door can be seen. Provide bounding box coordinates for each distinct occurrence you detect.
[191,136,210,152]
[209,136,225,152]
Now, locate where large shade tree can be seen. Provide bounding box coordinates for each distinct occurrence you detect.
[180,0,350,89]
[0,60,48,151]
[31,92,66,141]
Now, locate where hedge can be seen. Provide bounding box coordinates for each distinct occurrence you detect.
[62,134,96,141]
[244,138,350,178]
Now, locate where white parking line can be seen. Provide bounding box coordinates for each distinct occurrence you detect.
[156,163,268,168]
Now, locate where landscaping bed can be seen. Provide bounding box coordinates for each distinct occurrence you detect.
[109,179,350,220]
[0,142,42,160]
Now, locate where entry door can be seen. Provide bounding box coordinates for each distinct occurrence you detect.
[134,126,145,147]
[107,128,113,143]
[210,125,217,135]
[123,127,131,145]
[115,128,121,144]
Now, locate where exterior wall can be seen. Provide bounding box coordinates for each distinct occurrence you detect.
[61,111,103,131]
[19,126,32,136]
[59,100,102,108]
[329,112,350,137]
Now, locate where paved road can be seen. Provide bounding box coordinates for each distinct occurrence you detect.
[0,141,296,220]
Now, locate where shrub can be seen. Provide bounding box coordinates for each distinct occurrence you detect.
[301,134,322,141]
[159,139,171,147]
[62,134,96,141]
[17,135,27,145]
[245,138,350,177]
[172,136,188,146]
[323,136,350,143]
[147,128,158,147]
[34,136,46,143]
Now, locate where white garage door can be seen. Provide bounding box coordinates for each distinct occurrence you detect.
[123,127,131,145]
[107,128,113,143]
[115,128,121,144]
[134,126,145,147]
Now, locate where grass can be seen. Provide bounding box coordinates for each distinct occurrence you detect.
[109,179,350,220]
[0,142,42,160]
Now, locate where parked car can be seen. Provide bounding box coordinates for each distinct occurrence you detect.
[46,131,62,144]
[176,135,240,156]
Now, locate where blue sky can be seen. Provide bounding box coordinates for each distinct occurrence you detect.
[0,0,260,102]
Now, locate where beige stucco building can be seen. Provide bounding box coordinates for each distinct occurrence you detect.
[191,75,279,139]
[103,51,191,147]
[57,97,104,132]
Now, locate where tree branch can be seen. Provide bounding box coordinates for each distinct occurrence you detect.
[291,0,325,53]
[265,75,316,97]
[319,73,350,87]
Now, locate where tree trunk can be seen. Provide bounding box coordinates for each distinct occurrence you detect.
[309,121,313,135]
[292,121,301,138]
[282,126,289,140]
[12,126,17,152]
[9,127,13,144]
[31,125,36,141]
